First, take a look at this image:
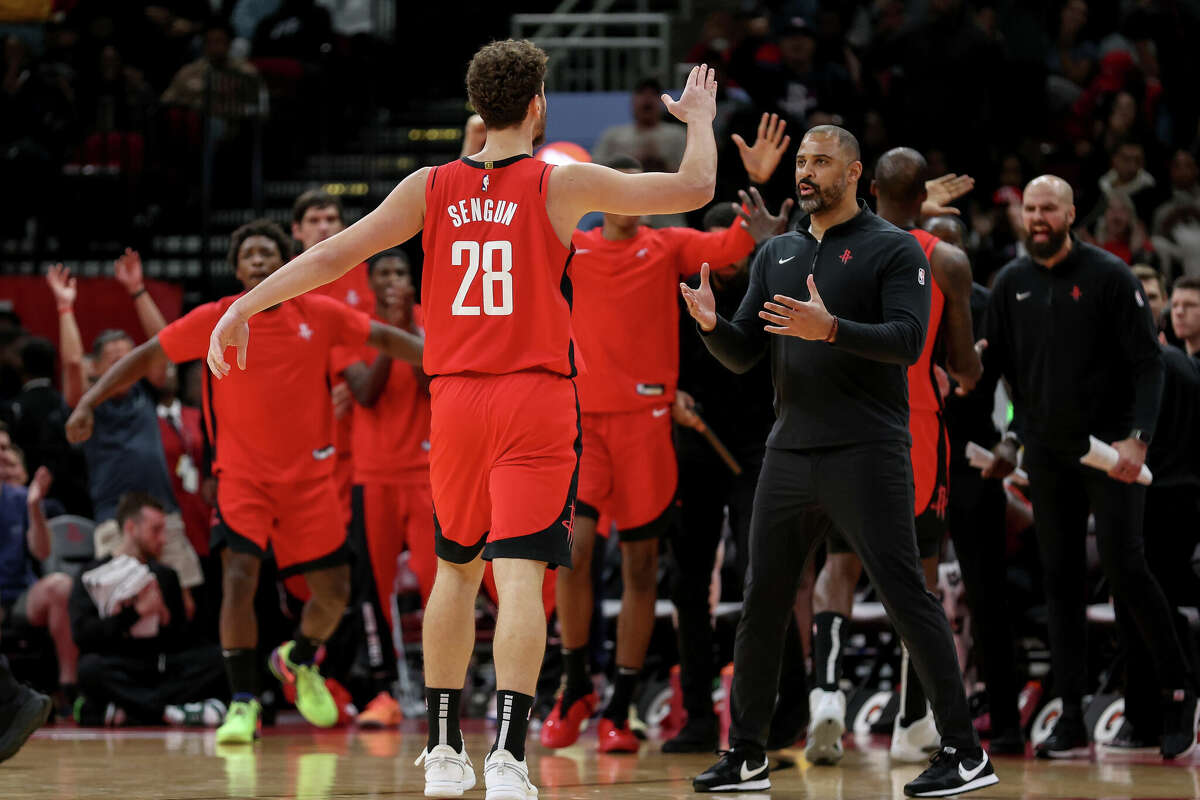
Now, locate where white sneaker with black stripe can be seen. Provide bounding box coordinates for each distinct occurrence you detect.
[903,746,999,797]
[483,748,537,800]
[415,741,475,798]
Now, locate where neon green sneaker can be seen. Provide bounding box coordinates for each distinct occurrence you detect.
[215,699,262,744]
[269,641,338,728]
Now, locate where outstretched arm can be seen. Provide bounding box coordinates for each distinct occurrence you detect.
[931,242,983,392]
[365,320,424,368]
[548,66,718,239]
[115,249,169,338]
[47,265,86,407]
[65,339,167,443]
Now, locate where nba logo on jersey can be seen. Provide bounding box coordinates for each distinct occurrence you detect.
[482,175,490,192]
[918,268,926,286]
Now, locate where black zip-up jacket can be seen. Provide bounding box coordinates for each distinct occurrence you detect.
[945,283,1002,468]
[1147,345,1200,488]
[701,202,930,450]
[984,237,1164,455]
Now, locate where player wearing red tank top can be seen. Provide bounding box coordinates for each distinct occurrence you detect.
[66,219,424,744]
[206,40,720,799]
[811,147,983,766]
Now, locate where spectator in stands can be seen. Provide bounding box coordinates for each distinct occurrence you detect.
[1153,205,1200,280]
[592,77,687,175]
[0,425,77,714]
[77,44,154,141]
[1085,192,1152,264]
[755,17,855,128]
[1045,0,1097,111]
[1152,149,1200,236]
[252,0,334,62]
[1098,140,1158,223]
[1170,275,1200,356]
[1133,264,1169,333]
[70,492,226,727]
[161,19,259,112]
[8,337,90,517]
[48,266,204,613]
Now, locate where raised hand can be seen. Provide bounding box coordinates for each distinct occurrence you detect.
[922,173,975,218]
[114,248,145,294]
[662,64,717,125]
[27,466,52,503]
[207,308,250,379]
[680,263,718,331]
[46,263,77,309]
[759,274,836,340]
[735,187,794,243]
[732,112,791,184]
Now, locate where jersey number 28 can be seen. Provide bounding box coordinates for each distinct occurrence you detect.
[451,240,513,316]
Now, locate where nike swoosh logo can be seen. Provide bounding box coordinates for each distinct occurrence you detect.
[575,249,591,255]
[652,408,669,418]
[958,752,988,783]
[740,761,767,781]
[1016,291,1031,301]
[778,256,796,264]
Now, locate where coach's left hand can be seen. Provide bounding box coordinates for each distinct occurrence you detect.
[760,274,836,341]
[1108,437,1147,484]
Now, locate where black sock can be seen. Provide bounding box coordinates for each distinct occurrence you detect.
[289,635,323,665]
[223,648,259,701]
[812,612,848,691]
[0,655,20,704]
[425,688,463,752]
[899,646,928,726]
[604,666,639,726]
[561,647,591,708]
[492,690,534,761]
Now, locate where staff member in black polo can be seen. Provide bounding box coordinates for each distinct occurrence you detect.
[683,126,996,798]
[984,174,1198,761]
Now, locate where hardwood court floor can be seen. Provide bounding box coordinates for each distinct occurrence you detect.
[3,720,1198,799]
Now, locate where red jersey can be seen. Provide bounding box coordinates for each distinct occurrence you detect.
[333,308,431,486]
[157,401,211,556]
[571,223,755,413]
[422,155,575,376]
[157,293,371,482]
[312,262,372,453]
[907,229,945,414]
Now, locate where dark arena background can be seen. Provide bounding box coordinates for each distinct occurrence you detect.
[0,1,1199,798]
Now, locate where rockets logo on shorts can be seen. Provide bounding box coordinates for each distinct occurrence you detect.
[918,267,926,286]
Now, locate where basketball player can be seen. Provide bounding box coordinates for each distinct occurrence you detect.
[808,147,982,765]
[294,190,373,526]
[66,220,423,744]
[684,126,996,796]
[206,41,719,800]
[333,249,436,728]
[543,157,788,755]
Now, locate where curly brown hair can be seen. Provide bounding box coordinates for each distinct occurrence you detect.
[228,218,293,270]
[466,39,548,131]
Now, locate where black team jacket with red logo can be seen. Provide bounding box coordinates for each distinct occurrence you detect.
[984,235,1164,455]
[701,201,930,450]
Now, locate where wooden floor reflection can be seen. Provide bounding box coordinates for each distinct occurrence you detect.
[2,722,1197,799]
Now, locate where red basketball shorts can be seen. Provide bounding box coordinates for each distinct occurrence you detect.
[429,371,580,568]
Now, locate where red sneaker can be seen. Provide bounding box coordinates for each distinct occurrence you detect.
[597,718,640,753]
[540,692,599,749]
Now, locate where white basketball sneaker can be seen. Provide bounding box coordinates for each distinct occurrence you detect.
[805,688,846,765]
[890,709,941,762]
[415,742,476,797]
[484,748,538,800]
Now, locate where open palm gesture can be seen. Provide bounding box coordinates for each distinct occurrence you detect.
[733,112,790,184]
[46,263,77,308]
[680,263,717,332]
[663,64,717,125]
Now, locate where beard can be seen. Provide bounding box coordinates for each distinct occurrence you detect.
[797,177,846,214]
[1027,226,1069,259]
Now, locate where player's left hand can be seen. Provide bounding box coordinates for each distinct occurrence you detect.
[1108,437,1147,484]
[672,389,705,432]
[663,64,717,125]
[760,274,836,341]
[208,308,249,379]
[735,187,793,244]
[922,173,975,218]
[732,112,790,184]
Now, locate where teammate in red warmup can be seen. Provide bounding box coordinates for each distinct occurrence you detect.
[294,190,373,527]
[545,149,792,753]
[809,147,982,766]
[66,220,423,743]
[333,249,436,728]
[204,40,720,800]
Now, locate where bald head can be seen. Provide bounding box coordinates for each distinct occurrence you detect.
[924,215,966,248]
[803,125,860,162]
[874,147,928,206]
[1024,175,1074,206]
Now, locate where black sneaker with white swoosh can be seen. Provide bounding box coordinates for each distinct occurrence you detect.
[903,746,998,797]
[692,747,770,792]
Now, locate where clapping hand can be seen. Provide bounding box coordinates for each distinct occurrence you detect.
[46,263,77,309]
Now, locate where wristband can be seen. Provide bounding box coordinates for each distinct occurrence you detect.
[57,305,73,315]
[824,316,839,343]
[130,287,147,299]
